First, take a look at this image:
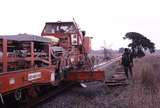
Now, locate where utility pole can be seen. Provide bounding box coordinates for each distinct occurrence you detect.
[103,40,108,60]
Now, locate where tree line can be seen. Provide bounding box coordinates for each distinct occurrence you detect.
[120,32,155,57]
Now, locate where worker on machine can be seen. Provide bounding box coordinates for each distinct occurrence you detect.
[91,56,95,67]
[121,48,133,79]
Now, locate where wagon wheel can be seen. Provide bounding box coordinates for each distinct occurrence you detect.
[27,87,38,99]
[14,89,22,101]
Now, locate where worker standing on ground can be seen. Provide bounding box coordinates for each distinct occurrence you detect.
[121,48,133,79]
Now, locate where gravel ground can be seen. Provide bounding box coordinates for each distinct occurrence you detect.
[37,62,130,108]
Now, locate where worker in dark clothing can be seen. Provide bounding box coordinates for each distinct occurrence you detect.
[121,48,133,79]
[91,56,95,67]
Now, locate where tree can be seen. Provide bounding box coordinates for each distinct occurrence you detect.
[123,32,155,57]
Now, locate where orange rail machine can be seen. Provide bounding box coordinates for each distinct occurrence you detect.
[0,21,105,104]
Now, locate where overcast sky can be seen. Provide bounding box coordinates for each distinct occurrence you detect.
[0,0,159,50]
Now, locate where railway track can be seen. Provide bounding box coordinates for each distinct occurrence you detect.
[19,82,77,108]
[94,56,121,70]
[94,56,129,86]
[0,82,78,108]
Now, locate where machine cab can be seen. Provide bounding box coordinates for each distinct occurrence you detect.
[41,21,83,48]
[41,21,77,35]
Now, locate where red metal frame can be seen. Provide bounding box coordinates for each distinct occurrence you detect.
[2,38,7,72]
[0,37,55,94]
[66,70,105,81]
[41,21,105,79]
[0,67,54,94]
[31,42,34,66]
